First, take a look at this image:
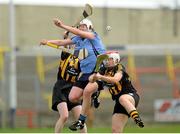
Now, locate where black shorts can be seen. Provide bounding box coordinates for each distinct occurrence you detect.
[52,79,81,111]
[96,80,139,116]
[113,92,140,116]
[73,73,92,89]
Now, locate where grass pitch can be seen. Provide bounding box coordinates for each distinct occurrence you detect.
[0,123,179,133]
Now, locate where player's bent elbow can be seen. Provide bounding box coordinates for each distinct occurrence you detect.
[88,35,95,39]
[88,33,95,39]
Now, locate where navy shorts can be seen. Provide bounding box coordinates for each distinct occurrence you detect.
[73,73,92,89]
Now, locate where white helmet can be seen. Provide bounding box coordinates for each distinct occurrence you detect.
[106,51,120,65]
[79,19,93,31]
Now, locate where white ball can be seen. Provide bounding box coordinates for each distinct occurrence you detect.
[106,26,112,31]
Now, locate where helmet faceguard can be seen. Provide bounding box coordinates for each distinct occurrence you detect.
[104,51,120,67]
[79,19,93,31]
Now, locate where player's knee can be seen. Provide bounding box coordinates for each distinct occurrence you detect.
[83,89,93,97]
[60,115,68,123]
[69,95,79,103]
[84,85,97,97]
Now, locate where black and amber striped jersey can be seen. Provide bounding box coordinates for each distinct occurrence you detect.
[99,63,136,98]
[57,51,80,83]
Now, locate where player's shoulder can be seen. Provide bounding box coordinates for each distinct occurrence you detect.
[117,63,123,69]
[71,35,81,40]
[117,63,126,72]
[94,31,100,37]
[61,51,71,60]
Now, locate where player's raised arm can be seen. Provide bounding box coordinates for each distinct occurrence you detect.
[53,18,95,39]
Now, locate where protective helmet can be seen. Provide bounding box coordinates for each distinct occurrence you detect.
[79,19,93,31]
[106,51,120,65]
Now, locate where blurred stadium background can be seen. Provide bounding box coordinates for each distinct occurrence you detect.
[0,0,180,132]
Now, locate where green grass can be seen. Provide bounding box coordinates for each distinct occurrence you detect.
[124,123,180,133]
[0,123,179,133]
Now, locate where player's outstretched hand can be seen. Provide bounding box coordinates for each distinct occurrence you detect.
[40,39,48,45]
[53,18,63,28]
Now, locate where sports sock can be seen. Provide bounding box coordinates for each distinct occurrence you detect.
[79,114,87,124]
[129,110,140,120]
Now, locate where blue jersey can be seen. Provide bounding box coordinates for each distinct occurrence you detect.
[71,32,106,73]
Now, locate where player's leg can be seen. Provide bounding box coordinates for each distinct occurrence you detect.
[69,82,99,131]
[77,82,98,125]
[68,86,83,103]
[119,93,144,128]
[112,113,128,133]
[86,107,94,128]
[52,80,72,133]
[82,82,99,117]
[71,105,87,133]
[69,76,89,103]
[55,102,69,133]
[112,99,130,133]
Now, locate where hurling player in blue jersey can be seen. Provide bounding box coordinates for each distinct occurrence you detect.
[40,18,106,131]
